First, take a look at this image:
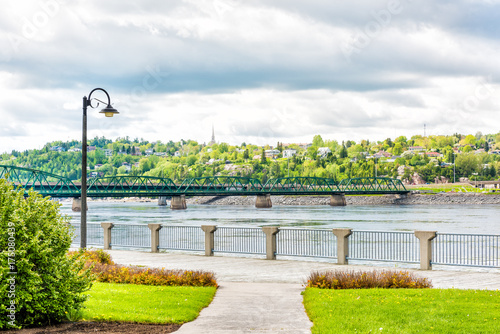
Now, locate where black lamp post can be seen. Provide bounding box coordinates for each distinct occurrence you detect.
[81,88,118,248]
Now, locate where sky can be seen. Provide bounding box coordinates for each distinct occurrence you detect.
[0,0,499,153]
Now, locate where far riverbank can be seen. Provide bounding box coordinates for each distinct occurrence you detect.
[188,193,500,206]
[76,193,500,206]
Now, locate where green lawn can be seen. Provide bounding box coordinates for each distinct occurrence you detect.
[82,282,217,324]
[303,288,500,333]
[406,183,496,194]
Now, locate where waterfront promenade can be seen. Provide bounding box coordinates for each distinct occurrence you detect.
[106,250,500,334]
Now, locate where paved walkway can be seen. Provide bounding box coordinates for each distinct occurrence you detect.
[106,250,500,333]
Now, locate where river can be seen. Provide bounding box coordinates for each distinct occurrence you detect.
[59,201,500,235]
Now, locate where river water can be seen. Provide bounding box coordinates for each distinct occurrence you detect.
[59,201,500,235]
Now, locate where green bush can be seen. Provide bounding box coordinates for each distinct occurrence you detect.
[306,269,432,289]
[0,179,93,329]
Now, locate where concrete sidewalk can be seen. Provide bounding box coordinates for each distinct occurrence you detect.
[106,250,500,333]
[174,282,311,334]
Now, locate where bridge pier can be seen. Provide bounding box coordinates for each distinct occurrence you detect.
[72,197,88,212]
[329,194,346,206]
[395,193,408,200]
[158,196,167,206]
[170,195,187,210]
[255,194,272,208]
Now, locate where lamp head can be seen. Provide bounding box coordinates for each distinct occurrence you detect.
[99,104,119,117]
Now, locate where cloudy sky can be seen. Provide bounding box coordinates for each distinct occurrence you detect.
[1,0,499,153]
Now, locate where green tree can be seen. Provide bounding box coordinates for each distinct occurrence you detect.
[260,149,267,164]
[455,153,479,177]
[312,135,324,147]
[186,155,197,167]
[0,180,93,329]
[462,145,473,153]
[339,145,348,159]
[463,135,476,146]
[393,143,403,156]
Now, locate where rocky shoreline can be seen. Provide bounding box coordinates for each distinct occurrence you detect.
[187,193,500,206]
[73,193,500,206]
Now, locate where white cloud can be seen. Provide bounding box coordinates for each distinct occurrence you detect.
[1,0,499,153]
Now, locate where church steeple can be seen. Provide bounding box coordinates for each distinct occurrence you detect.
[209,125,215,145]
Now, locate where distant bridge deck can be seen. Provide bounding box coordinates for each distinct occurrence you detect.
[1,164,409,198]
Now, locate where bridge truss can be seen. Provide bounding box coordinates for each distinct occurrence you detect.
[1,164,408,197]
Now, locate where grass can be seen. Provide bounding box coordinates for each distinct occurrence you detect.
[81,282,217,324]
[406,183,499,194]
[303,288,500,333]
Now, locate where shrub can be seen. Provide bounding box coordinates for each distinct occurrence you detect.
[0,179,93,329]
[306,270,432,289]
[92,263,218,287]
[69,249,218,287]
[67,248,114,265]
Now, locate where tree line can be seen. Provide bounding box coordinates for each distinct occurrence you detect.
[1,132,500,184]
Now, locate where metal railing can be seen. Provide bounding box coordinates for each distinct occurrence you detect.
[432,233,500,268]
[70,224,499,270]
[277,228,336,258]
[110,224,150,249]
[214,227,266,255]
[70,223,103,246]
[159,226,204,251]
[348,230,419,263]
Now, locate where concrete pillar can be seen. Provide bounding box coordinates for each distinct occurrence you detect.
[148,223,162,253]
[255,194,272,208]
[158,196,167,206]
[332,228,352,264]
[72,197,88,212]
[329,194,346,206]
[100,222,114,250]
[201,225,217,256]
[262,226,280,260]
[395,193,408,200]
[415,231,437,270]
[170,195,187,210]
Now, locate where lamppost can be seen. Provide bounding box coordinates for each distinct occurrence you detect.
[81,88,119,248]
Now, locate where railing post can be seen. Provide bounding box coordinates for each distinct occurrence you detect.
[201,225,217,256]
[414,231,437,270]
[262,226,280,260]
[148,223,162,253]
[332,228,352,264]
[100,222,114,250]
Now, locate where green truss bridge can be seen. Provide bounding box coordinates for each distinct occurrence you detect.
[0,164,409,209]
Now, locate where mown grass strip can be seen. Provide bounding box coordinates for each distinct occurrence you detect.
[82,282,216,324]
[303,288,500,333]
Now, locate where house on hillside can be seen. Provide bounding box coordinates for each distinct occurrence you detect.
[373,150,391,158]
[265,149,280,159]
[317,147,331,158]
[408,146,424,152]
[50,146,66,152]
[283,149,297,158]
[426,152,442,158]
